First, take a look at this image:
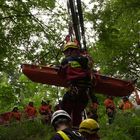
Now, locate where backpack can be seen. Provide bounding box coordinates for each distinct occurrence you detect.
[57,129,84,140]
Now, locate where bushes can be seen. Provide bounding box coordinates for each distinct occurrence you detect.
[100,110,140,140]
[0,119,54,140]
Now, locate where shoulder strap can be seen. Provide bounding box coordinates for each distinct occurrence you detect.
[63,129,83,140]
[57,130,71,140]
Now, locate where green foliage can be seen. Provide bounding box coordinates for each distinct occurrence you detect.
[100,110,140,140]
[87,0,140,83]
[0,73,18,112]
[0,0,68,111]
[0,120,54,140]
[0,84,16,111]
[0,0,65,73]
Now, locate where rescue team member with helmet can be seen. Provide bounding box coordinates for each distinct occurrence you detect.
[60,41,97,127]
[39,100,51,124]
[10,107,21,121]
[79,119,100,140]
[104,96,116,124]
[119,96,134,111]
[51,110,84,140]
[25,101,37,119]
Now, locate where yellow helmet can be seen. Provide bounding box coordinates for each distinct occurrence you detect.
[63,42,78,52]
[79,119,99,134]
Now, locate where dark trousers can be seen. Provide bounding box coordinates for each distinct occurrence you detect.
[106,108,115,124]
[61,88,89,127]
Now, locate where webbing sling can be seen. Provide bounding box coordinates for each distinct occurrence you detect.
[57,130,71,140]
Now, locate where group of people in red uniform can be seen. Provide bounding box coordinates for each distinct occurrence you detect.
[0,100,52,125]
[104,88,140,124]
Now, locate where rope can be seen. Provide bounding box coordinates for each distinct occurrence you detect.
[67,0,87,50]
[68,0,81,48]
[76,0,87,50]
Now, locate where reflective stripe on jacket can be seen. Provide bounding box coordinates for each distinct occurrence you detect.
[57,131,70,140]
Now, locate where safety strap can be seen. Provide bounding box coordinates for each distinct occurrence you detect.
[57,130,71,140]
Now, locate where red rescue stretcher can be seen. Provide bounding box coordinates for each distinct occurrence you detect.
[21,64,134,97]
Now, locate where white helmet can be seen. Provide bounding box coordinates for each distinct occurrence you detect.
[51,110,71,126]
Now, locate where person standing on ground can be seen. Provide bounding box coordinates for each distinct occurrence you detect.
[25,101,37,120]
[10,107,21,122]
[104,96,116,124]
[119,96,134,111]
[39,100,51,124]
